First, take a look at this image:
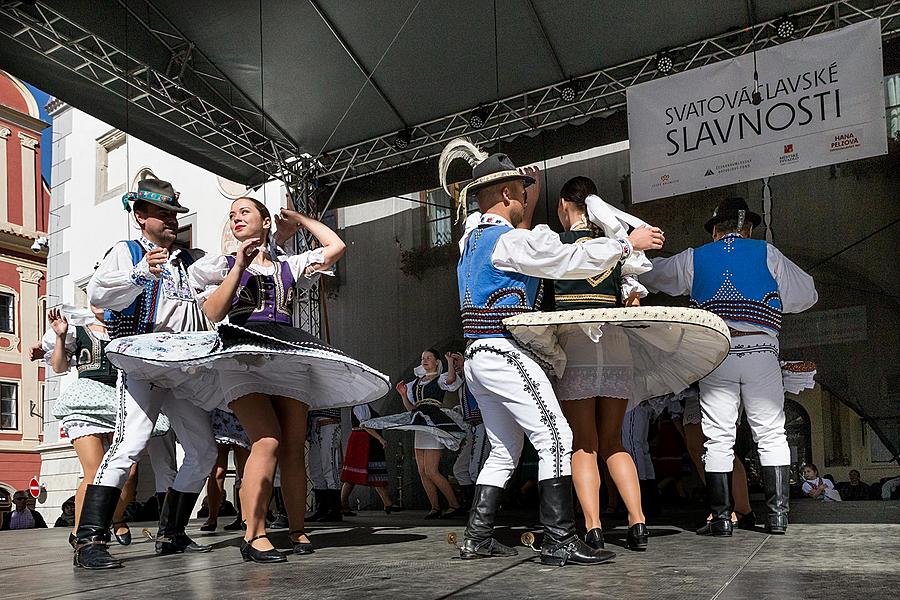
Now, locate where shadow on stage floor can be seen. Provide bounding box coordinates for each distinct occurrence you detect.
[0,500,897,600]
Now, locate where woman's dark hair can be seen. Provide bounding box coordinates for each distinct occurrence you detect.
[804,463,819,475]
[559,176,598,205]
[423,348,441,361]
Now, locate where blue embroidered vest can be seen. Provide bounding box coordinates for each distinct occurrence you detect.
[690,235,782,333]
[458,223,542,338]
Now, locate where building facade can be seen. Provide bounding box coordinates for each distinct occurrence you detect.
[0,71,50,512]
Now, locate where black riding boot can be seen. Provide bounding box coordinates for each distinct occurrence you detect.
[696,471,733,537]
[538,477,616,566]
[73,485,123,570]
[321,490,344,522]
[762,465,790,534]
[269,486,289,528]
[156,489,212,555]
[307,489,328,522]
[459,485,517,559]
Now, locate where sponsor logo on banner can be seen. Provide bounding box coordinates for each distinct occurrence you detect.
[650,173,679,190]
[830,131,861,151]
[779,143,799,165]
[626,20,887,202]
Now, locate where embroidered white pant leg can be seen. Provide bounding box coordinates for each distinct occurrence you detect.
[699,333,786,472]
[622,405,655,481]
[470,423,490,484]
[309,421,342,490]
[94,372,165,489]
[146,430,177,493]
[465,338,573,486]
[452,425,475,485]
[738,337,789,467]
[162,390,218,493]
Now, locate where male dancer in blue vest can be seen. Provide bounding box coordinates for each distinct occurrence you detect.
[74,177,217,569]
[441,139,664,565]
[642,197,817,536]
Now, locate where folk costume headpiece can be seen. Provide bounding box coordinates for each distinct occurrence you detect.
[122,177,189,214]
[704,196,761,234]
[438,138,535,223]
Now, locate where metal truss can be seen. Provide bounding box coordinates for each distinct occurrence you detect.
[0,0,301,181]
[318,0,900,182]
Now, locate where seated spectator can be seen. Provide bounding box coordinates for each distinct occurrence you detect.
[881,476,900,501]
[54,496,77,527]
[801,464,841,502]
[1,491,48,529]
[837,470,870,501]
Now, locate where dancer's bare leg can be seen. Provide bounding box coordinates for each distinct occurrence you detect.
[272,396,310,545]
[597,398,645,527]
[561,398,601,531]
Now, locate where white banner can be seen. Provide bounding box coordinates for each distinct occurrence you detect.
[627,19,887,203]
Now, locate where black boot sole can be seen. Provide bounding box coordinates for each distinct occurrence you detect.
[539,554,616,566]
[74,561,123,570]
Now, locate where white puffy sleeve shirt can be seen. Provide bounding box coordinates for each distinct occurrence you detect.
[188,248,326,305]
[490,224,633,280]
[88,240,208,333]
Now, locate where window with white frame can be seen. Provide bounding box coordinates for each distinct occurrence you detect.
[95,130,128,204]
[886,74,900,140]
[0,382,17,430]
[0,292,14,334]
[424,188,454,247]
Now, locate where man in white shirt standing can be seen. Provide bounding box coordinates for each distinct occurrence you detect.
[74,178,217,570]
[441,138,664,566]
[642,197,817,537]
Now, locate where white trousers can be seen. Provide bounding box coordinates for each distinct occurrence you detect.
[308,420,342,490]
[146,430,177,493]
[95,373,217,493]
[452,423,491,486]
[465,338,573,486]
[622,404,655,481]
[699,333,789,472]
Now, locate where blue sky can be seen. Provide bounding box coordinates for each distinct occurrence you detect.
[23,82,53,184]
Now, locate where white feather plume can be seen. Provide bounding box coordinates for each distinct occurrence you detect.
[438,138,488,196]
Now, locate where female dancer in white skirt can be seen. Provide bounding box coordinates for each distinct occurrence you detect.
[106,198,389,563]
[41,306,169,549]
[549,176,653,551]
[365,349,466,518]
[504,176,731,552]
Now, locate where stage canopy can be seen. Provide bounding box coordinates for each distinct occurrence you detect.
[2,0,898,208]
[2,1,899,459]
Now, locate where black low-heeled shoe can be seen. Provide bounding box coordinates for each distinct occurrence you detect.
[423,509,442,520]
[199,519,217,532]
[626,523,649,551]
[585,528,604,549]
[111,522,132,546]
[736,511,757,530]
[441,506,467,519]
[223,518,244,531]
[240,535,287,563]
[384,505,404,514]
[289,530,315,555]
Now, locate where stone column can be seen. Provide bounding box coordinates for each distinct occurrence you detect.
[16,266,43,443]
[0,127,10,223]
[19,133,39,233]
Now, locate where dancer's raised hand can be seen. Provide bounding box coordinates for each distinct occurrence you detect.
[146,247,169,276]
[48,307,68,337]
[233,238,260,271]
[628,226,665,251]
